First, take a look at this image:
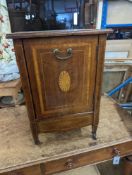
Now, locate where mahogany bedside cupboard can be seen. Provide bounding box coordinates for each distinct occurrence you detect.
[7,29,112,144]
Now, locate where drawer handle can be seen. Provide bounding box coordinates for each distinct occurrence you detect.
[53,48,72,60]
[65,159,74,169]
[113,148,120,155]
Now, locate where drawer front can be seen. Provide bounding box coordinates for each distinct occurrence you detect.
[0,165,41,175]
[24,36,98,119]
[43,141,132,175]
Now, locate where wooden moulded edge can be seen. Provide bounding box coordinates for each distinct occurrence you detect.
[6,29,113,39]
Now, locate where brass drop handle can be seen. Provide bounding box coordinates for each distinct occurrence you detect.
[53,48,73,60]
[65,159,74,169]
[113,148,120,156]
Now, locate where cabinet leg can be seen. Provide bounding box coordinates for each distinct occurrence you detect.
[34,136,41,145]
[30,123,41,145]
[92,125,97,140]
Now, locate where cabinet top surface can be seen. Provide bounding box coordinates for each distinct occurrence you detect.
[6,29,112,39]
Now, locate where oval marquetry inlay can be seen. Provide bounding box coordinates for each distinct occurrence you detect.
[59,71,71,92]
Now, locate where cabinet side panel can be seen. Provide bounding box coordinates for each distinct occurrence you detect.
[14,40,39,143]
[14,40,35,121]
[93,35,107,127]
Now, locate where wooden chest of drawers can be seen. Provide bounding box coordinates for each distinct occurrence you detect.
[7,29,112,144]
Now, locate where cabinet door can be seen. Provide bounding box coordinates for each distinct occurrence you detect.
[24,36,98,119]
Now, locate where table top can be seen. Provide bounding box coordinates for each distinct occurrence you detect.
[6,29,112,39]
[0,96,131,173]
[0,79,21,88]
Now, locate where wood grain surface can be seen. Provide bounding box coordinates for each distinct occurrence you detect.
[6,29,112,39]
[23,36,97,119]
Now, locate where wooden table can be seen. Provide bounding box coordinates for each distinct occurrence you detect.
[0,79,22,106]
[0,96,131,175]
